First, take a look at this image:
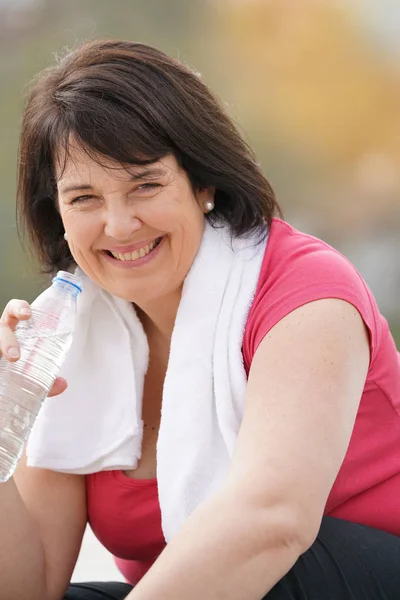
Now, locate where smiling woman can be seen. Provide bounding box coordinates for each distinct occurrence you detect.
[0,38,399,600]
[17,40,275,280]
[55,146,211,305]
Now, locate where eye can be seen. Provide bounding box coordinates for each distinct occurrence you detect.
[136,183,161,193]
[70,195,95,205]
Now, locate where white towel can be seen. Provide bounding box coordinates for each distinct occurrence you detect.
[27,221,267,541]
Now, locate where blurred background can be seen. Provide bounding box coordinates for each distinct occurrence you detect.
[1,0,399,338]
[0,0,399,582]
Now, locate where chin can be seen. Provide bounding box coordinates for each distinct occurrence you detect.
[109,285,154,305]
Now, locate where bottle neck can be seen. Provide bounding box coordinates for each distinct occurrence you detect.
[52,271,82,298]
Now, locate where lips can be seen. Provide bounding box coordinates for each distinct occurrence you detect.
[103,236,163,262]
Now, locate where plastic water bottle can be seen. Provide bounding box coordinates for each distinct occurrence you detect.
[0,271,82,482]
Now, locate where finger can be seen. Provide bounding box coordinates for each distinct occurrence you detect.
[1,299,31,330]
[0,300,31,360]
[0,321,21,361]
[48,377,68,398]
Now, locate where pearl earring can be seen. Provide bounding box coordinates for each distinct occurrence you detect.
[64,232,68,241]
[205,201,214,212]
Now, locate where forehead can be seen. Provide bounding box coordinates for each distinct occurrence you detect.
[55,140,177,188]
[55,141,126,182]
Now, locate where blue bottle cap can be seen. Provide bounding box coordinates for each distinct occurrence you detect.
[53,271,82,294]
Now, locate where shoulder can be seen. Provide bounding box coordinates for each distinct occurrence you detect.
[243,219,380,368]
[261,218,369,290]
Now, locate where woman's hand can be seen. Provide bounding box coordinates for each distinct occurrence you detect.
[0,299,67,397]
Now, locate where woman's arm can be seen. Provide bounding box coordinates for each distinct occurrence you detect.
[129,298,370,600]
[0,456,87,600]
[0,299,87,600]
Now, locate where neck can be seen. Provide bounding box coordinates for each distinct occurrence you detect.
[135,287,182,343]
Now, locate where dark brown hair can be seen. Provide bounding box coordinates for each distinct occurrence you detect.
[17,39,280,273]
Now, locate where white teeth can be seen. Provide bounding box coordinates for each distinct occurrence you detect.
[110,239,159,262]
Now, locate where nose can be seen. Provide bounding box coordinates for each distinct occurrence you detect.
[104,202,142,241]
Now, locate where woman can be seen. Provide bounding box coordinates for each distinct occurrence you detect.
[0,38,399,600]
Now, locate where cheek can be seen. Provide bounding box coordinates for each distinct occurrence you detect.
[63,212,99,245]
[148,186,202,227]
[174,213,205,262]
[64,227,102,271]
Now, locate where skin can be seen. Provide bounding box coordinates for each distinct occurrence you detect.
[0,301,85,600]
[57,142,215,339]
[128,299,370,600]
[0,140,370,600]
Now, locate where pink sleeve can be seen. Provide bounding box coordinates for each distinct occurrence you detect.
[243,244,379,372]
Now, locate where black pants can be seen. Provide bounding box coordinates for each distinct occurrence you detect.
[64,516,400,599]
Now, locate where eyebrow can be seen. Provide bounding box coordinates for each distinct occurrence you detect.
[58,167,167,195]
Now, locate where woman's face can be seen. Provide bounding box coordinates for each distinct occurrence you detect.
[56,142,214,306]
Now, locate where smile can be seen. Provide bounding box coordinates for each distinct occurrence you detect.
[102,236,164,265]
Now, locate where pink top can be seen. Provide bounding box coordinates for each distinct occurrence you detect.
[87,218,400,585]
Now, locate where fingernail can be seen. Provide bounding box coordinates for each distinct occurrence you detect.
[19,307,31,316]
[8,347,20,359]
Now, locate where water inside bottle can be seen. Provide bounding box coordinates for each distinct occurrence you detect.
[0,308,74,482]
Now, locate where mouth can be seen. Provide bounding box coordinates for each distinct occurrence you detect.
[103,236,164,263]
